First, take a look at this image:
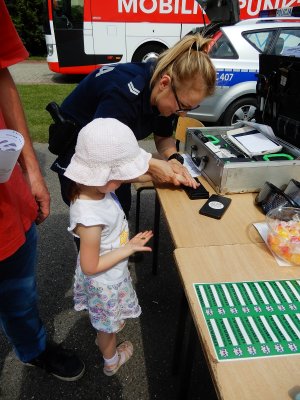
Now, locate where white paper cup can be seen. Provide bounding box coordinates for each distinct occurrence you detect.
[0,129,24,183]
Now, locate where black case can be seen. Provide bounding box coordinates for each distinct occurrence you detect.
[182,177,210,200]
[256,54,300,148]
[199,194,232,219]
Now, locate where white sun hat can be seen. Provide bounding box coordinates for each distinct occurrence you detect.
[64,118,152,186]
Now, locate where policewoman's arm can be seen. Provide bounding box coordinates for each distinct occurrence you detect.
[152,134,198,188]
[146,33,216,189]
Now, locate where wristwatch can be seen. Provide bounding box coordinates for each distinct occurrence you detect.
[168,152,184,165]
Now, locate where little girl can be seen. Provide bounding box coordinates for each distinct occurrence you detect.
[64,118,153,376]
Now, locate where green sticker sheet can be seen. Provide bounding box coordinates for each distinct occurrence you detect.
[194,279,300,361]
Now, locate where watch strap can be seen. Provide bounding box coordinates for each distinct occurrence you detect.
[167,153,184,164]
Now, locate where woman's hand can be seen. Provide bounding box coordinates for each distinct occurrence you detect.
[148,158,182,186]
[168,159,199,188]
[148,158,198,188]
[125,230,153,254]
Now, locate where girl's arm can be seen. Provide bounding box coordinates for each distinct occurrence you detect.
[127,173,152,183]
[77,224,153,276]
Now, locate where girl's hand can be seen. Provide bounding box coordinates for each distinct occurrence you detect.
[148,158,182,186]
[126,230,153,253]
[168,159,199,188]
[148,158,197,188]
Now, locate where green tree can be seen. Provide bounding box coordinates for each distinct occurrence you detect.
[5,0,46,56]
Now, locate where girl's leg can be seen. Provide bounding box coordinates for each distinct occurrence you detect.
[96,331,133,376]
[96,331,117,359]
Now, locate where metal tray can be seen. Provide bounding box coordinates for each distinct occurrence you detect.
[184,125,300,194]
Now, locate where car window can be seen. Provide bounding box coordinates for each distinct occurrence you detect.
[271,28,300,55]
[243,29,277,53]
[209,34,238,59]
[53,0,83,29]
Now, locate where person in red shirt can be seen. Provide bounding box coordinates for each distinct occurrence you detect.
[0,0,84,381]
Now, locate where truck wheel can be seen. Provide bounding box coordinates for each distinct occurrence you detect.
[222,97,257,126]
[132,43,167,63]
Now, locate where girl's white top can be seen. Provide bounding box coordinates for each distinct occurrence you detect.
[68,192,129,284]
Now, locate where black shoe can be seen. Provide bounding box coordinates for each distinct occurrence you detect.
[26,343,85,381]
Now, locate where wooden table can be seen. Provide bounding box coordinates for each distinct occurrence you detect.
[173,244,300,400]
[155,177,265,248]
[151,176,265,274]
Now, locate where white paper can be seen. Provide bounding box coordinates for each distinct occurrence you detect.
[235,132,278,154]
[182,153,201,177]
[227,126,282,157]
[0,129,24,183]
[253,222,291,267]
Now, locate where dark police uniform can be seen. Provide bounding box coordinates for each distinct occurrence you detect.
[50,62,175,216]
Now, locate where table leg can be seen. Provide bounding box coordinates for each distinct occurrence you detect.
[177,312,197,400]
[135,188,142,234]
[172,290,188,375]
[152,192,160,275]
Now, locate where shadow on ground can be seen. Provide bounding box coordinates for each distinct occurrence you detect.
[51,74,86,85]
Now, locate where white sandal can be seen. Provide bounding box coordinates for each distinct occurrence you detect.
[103,341,133,376]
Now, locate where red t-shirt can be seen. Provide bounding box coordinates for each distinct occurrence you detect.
[0,0,38,261]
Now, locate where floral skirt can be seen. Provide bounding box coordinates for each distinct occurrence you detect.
[73,267,141,333]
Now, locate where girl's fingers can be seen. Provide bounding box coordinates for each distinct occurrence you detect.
[136,231,153,239]
[129,231,153,246]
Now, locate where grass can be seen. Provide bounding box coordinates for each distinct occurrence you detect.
[17,84,76,142]
[17,83,155,143]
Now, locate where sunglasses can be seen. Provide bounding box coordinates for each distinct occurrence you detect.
[171,82,200,114]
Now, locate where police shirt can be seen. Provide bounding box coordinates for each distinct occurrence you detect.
[52,62,175,175]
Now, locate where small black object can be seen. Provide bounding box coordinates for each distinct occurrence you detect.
[255,181,298,215]
[46,102,80,156]
[168,152,184,165]
[46,102,66,125]
[284,179,300,207]
[182,177,209,200]
[199,194,232,219]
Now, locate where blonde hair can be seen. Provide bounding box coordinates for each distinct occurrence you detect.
[150,33,216,97]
